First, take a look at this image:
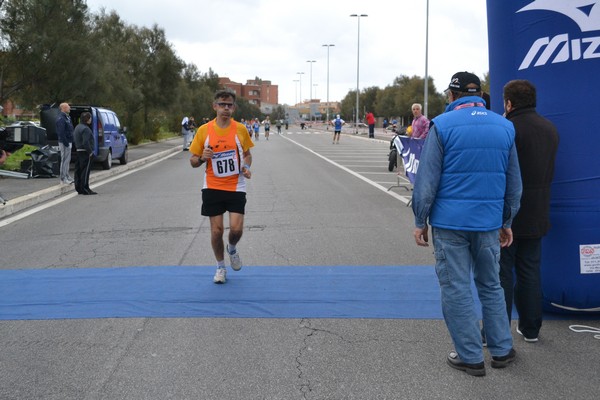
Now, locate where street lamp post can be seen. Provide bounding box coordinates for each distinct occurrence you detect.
[350,14,368,134]
[306,60,316,120]
[312,84,319,121]
[322,44,335,125]
[306,60,316,101]
[293,79,300,105]
[296,72,304,104]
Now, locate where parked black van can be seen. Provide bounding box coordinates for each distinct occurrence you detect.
[40,104,128,170]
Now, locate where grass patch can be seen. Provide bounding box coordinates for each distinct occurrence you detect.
[136,132,179,145]
[0,144,39,171]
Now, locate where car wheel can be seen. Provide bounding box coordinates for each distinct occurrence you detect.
[119,147,128,165]
[102,150,112,170]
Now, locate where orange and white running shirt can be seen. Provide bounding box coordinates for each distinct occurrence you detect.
[189,119,254,192]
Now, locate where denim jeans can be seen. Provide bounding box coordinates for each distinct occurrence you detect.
[432,227,513,363]
[500,238,543,338]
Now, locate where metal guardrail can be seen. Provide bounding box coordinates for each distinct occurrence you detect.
[0,169,29,179]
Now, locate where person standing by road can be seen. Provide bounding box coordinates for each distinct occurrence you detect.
[181,116,191,151]
[499,79,559,343]
[410,103,430,139]
[331,114,345,144]
[189,89,254,284]
[56,103,74,184]
[188,117,197,143]
[73,112,96,195]
[366,111,376,138]
[412,72,522,377]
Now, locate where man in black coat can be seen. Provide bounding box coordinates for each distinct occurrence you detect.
[73,112,97,195]
[501,80,559,342]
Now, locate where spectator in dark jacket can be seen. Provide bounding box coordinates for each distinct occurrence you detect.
[73,112,96,195]
[500,79,559,343]
[56,103,74,184]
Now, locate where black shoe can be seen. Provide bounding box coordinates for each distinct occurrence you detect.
[85,190,97,195]
[491,348,516,369]
[446,351,486,377]
[78,191,89,195]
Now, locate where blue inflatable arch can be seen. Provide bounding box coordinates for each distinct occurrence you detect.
[487,0,600,313]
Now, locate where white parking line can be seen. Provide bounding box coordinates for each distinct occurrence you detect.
[281,135,410,205]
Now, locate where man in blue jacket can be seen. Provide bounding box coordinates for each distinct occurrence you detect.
[55,103,74,184]
[412,72,523,377]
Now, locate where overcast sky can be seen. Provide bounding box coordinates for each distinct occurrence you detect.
[85,0,489,105]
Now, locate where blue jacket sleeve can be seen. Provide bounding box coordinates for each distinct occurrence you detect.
[56,115,66,146]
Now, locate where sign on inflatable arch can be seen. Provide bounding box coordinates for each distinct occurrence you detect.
[487,1,600,314]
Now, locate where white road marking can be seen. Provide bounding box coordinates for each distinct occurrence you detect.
[0,152,179,228]
[281,135,411,205]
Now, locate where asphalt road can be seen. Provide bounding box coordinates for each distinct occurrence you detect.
[1,127,599,400]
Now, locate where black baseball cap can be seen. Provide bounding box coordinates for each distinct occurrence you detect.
[447,72,481,93]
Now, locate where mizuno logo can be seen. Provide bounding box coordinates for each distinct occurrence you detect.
[518,0,600,32]
[517,0,600,70]
[519,34,600,70]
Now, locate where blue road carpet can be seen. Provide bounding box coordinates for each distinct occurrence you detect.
[1,266,450,320]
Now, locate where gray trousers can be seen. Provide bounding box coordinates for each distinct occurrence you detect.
[58,143,72,181]
[182,128,191,149]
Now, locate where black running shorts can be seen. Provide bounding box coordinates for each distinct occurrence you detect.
[201,189,247,216]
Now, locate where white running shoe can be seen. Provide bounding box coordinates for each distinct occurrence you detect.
[227,245,242,271]
[516,327,539,342]
[213,268,227,284]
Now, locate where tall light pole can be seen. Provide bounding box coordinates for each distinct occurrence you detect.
[350,14,367,134]
[322,44,335,124]
[306,61,316,121]
[293,79,300,105]
[296,72,304,104]
[306,60,316,101]
[424,0,430,118]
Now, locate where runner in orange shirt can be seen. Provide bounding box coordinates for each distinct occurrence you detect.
[189,89,254,283]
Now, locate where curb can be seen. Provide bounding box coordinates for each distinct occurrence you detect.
[0,145,181,220]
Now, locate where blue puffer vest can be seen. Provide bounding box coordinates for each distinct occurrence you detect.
[430,97,516,231]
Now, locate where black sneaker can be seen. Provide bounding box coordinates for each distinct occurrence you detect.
[446,351,486,377]
[491,348,516,368]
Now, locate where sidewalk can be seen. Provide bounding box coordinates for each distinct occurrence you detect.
[0,138,182,220]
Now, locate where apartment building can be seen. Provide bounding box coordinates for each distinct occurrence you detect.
[219,77,279,114]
